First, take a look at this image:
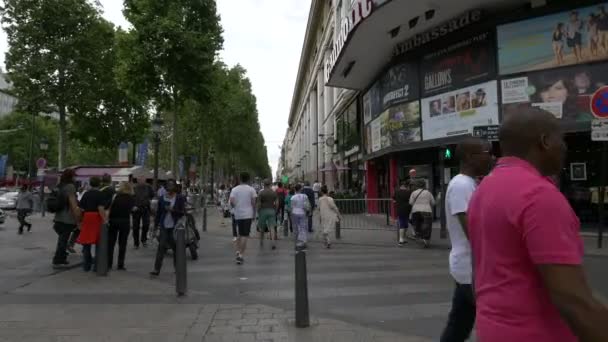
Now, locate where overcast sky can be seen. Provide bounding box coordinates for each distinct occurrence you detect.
[0,0,311,176]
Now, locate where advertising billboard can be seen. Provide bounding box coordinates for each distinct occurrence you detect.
[501,62,608,122]
[364,61,419,125]
[421,31,496,97]
[421,80,499,140]
[498,3,608,75]
[367,101,421,154]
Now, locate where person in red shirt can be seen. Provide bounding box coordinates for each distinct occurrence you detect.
[468,106,608,341]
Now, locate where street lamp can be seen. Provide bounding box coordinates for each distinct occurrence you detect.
[39,138,49,217]
[209,147,215,201]
[151,114,164,192]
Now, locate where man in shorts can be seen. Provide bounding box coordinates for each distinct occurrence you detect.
[257,179,278,250]
[229,172,257,265]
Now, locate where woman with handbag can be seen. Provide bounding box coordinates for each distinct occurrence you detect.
[409,179,435,248]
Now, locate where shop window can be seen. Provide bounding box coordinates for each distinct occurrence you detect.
[336,100,359,152]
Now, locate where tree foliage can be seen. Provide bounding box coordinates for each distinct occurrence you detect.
[119,0,223,174]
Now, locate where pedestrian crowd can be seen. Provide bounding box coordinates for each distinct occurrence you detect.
[216,173,339,265]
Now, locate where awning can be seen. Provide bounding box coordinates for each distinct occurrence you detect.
[326,0,529,90]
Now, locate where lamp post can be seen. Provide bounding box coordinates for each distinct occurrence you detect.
[39,138,49,217]
[209,148,215,201]
[152,114,164,192]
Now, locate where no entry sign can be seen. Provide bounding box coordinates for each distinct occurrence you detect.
[591,86,608,119]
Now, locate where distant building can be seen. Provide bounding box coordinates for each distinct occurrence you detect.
[0,74,18,119]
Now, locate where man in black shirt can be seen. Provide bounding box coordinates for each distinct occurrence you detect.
[100,174,115,210]
[394,181,412,247]
[132,177,154,248]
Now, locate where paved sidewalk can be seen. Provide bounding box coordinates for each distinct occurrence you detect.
[199,207,608,256]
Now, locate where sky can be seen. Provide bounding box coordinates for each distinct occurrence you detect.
[0,0,311,177]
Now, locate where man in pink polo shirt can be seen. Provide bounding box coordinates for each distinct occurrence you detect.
[468,107,608,341]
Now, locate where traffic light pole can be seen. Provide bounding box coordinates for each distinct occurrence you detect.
[439,147,447,239]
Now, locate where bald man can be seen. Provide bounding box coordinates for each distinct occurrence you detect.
[440,137,491,342]
[468,107,608,342]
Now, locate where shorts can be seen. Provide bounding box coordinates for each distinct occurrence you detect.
[567,33,582,48]
[235,219,253,237]
[257,208,277,232]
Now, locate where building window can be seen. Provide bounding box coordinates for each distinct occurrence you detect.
[336,99,359,153]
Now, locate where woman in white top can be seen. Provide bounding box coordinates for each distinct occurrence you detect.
[409,179,435,248]
[318,185,341,249]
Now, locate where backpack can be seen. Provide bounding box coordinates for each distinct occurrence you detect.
[46,185,66,213]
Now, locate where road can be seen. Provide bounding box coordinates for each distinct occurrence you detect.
[0,210,606,342]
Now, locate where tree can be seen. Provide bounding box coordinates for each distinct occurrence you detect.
[119,0,223,175]
[2,0,114,169]
[0,111,58,172]
[71,26,150,150]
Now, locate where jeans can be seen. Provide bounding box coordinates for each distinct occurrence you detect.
[17,209,31,231]
[53,222,76,264]
[132,206,150,246]
[153,228,176,272]
[440,282,476,342]
[307,212,314,232]
[82,244,97,272]
[109,219,130,269]
[292,213,308,247]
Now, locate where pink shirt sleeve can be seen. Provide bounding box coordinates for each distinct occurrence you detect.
[521,185,583,265]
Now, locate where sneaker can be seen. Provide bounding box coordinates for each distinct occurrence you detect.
[398,241,406,247]
[67,246,77,254]
[236,256,243,265]
[117,266,126,271]
[232,237,237,242]
[149,270,160,276]
[271,245,276,250]
[326,243,331,249]
[422,239,430,248]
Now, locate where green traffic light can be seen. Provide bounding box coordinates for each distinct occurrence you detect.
[444,148,452,160]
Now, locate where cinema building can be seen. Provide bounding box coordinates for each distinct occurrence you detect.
[323,0,608,224]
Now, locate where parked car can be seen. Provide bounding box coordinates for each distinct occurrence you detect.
[0,208,6,224]
[0,191,18,210]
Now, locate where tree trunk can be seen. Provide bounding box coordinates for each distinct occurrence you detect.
[171,108,177,177]
[58,105,67,170]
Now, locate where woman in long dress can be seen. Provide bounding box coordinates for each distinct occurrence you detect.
[318,185,341,249]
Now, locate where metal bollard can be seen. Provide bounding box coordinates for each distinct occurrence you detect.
[96,223,109,276]
[175,226,188,296]
[335,220,341,240]
[202,206,207,232]
[295,250,310,328]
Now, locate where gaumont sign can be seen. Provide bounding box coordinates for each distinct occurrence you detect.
[394,9,482,57]
[325,0,374,81]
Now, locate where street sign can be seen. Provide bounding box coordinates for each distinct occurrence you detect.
[591,119,608,141]
[591,86,608,119]
[36,157,47,169]
[473,125,500,141]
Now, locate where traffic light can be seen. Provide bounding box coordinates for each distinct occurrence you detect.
[444,148,452,160]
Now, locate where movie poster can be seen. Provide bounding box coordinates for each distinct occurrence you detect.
[421,31,496,97]
[365,61,419,123]
[498,3,608,75]
[421,80,499,140]
[501,62,608,122]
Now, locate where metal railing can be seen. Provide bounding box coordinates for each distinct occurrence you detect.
[331,198,394,231]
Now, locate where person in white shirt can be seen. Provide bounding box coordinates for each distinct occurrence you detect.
[440,137,491,342]
[290,184,311,251]
[229,172,257,265]
[409,179,435,248]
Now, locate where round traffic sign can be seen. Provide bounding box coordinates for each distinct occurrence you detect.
[591,86,608,119]
[36,157,47,169]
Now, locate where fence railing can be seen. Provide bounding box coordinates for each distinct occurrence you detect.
[332,198,395,231]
